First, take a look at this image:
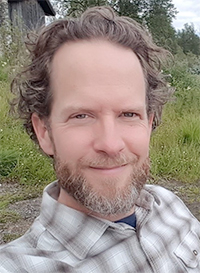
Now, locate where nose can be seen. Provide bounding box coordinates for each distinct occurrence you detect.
[93,117,125,157]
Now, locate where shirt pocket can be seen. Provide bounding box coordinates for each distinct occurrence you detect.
[174,230,200,269]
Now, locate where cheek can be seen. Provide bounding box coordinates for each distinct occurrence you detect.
[52,129,92,161]
[127,130,151,157]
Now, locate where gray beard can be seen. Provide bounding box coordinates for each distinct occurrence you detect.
[54,155,150,216]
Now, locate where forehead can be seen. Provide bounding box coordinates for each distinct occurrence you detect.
[51,39,144,78]
[50,39,146,106]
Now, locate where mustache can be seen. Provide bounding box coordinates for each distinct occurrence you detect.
[79,153,139,168]
[54,153,150,176]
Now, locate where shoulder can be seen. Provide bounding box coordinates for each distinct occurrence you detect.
[0,219,45,258]
[145,184,185,204]
[144,184,199,222]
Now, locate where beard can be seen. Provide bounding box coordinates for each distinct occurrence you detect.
[54,154,150,217]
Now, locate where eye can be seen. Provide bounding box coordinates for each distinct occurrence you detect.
[74,114,88,119]
[122,112,137,118]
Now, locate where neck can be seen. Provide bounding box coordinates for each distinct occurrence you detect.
[58,187,135,222]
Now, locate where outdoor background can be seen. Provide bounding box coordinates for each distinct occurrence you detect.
[0,0,200,243]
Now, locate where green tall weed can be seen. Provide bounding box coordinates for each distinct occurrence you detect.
[150,56,200,183]
[0,81,55,186]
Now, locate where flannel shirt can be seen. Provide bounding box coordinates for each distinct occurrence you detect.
[0,181,200,273]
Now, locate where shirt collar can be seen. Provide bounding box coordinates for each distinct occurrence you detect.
[39,181,158,259]
[136,184,160,210]
[39,182,109,259]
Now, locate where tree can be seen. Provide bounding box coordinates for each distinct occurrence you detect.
[111,0,143,23]
[176,23,200,56]
[143,0,177,52]
[57,0,108,17]
[56,0,146,20]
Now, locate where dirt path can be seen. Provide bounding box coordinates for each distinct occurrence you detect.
[0,179,200,244]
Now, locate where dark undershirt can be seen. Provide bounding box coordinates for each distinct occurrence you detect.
[115,213,137,228]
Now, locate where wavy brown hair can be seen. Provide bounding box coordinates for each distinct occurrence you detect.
[11,6,172,144]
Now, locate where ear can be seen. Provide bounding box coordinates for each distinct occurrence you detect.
[31,113,54,156]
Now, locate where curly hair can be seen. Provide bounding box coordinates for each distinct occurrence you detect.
[11,6,172,144]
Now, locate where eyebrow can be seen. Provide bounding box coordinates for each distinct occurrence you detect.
[60,106,94,116]
[60,104,146,116]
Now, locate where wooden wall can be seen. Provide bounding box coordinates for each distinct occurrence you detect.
[8,0,45,31]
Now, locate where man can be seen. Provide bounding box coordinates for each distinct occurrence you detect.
[0,6,199,273]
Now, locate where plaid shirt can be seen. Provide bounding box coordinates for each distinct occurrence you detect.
[0,181,200,273]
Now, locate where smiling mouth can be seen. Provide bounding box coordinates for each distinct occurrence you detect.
[88,164,128,174]
[90,165,126,169]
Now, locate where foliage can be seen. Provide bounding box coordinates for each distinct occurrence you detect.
[0,210,20,224]
[150,110,200,182]
[150,55,200,182]
[0,60,8,81]
[0,18,27,68]
[169,56,200,109]
[0,18,53,187]
[0,81,55,186]
[184,52,200,75]
[176,23,200,56]
[143,0,177,52]
[110,0,143,22]
[0,150,18,177]
[62,0,108,17]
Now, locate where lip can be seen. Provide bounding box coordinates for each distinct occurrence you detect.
[89,164,128,175]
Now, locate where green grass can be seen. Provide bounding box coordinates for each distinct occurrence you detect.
[0,210,21,224]
[150,116,200,182]
[0,80,55,187]
[150,64,200,182]
[0,183,44,209]
[1,234,21,243]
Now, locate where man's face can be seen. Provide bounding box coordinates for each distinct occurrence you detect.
[33,40,153,218]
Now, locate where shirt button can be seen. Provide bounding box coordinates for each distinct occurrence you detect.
[193,250,198,256]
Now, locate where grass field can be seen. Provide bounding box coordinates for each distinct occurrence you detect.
[0,80,55,189]
[150,59,200,182]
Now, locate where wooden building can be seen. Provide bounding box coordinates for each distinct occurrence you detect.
[7,0,56,31]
